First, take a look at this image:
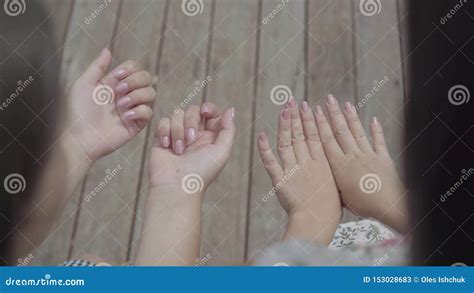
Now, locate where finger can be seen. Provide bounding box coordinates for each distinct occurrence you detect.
[101,59,143,87]
[83,48,112,83]
[300,101,323,159]
[171,110,185,155]
[258,132,284,183]
[184,105,201,144]
[370,117,390,157]
[114,71,152,96]
[277,108,297,169]
[123,104,152,122]
[117,87,156,109]
[201,102,220,119]
[157,118,171,148]
[288,97,311,163]
[314,105,344,160]
[342,101,373,153]
[325,94,359,153]
[214,107,235,159]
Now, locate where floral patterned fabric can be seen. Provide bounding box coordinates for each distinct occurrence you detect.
[329,219,396,249]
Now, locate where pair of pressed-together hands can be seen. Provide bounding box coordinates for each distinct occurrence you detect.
[36,48,407,265]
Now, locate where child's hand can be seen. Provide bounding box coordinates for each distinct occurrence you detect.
[257,97,342,245]
[65,48,156,163]
[315,95,408,233]
[148,103,235,197]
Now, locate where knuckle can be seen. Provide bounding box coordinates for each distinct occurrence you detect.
[334,126,351,138]
[125,60,140,71]
[305,132,321,142]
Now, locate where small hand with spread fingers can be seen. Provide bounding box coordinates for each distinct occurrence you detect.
[257,97,342,245]
[314,94,408,234]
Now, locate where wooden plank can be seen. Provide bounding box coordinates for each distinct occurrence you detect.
[42,0,74,46]
[33,0,122,265]
[246,0,306,261]
[306,0,359,223]
[353,0,406,167]
[199,0,259,264]
[396,0,411,105]
[129,0,214,262]
[70,0,168,264]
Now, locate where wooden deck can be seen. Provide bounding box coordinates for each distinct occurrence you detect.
[34,0,410,265]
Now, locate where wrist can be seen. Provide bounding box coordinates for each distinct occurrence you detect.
[285,209,339,245]
[147,184,204,207]
[59,133,95,174]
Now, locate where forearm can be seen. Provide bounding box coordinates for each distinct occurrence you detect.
[134,186,202,266]
[284,210,341,246]
[9,133,93,260]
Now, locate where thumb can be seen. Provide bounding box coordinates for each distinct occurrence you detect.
[82,48,112,83]
[214,107,235,156]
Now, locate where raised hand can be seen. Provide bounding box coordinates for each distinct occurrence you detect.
[148,103,235,194]
[315,95,408,233]
[65,48,156,164]
[257,97,342,245]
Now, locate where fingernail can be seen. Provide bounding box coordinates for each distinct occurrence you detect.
[124,110,135,118]
[288,96,296,108]
[117,96,131,107]
[372,117,379,126]
[115,82,128,94]
[187,128,196,142]
[113,68,127,79]
[174,140,184,155]
[231,107,235,119]
[327,94,336,104]
[201,105,209,114]
[101,47,109,55]
[282,109,290,120]
[315,105,324,115]
[301,101,309,112]
[258,132,266,142]
[162,136,170,148]
[344,102,353,113]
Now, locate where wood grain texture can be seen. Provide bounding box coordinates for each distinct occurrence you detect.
[246,0,306,261]
[34,0,122,265]
[201,0,259,264]
[353,0,406,169]
[129,0,214,262]
[307,0,359,223]
[70,0,168,264]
